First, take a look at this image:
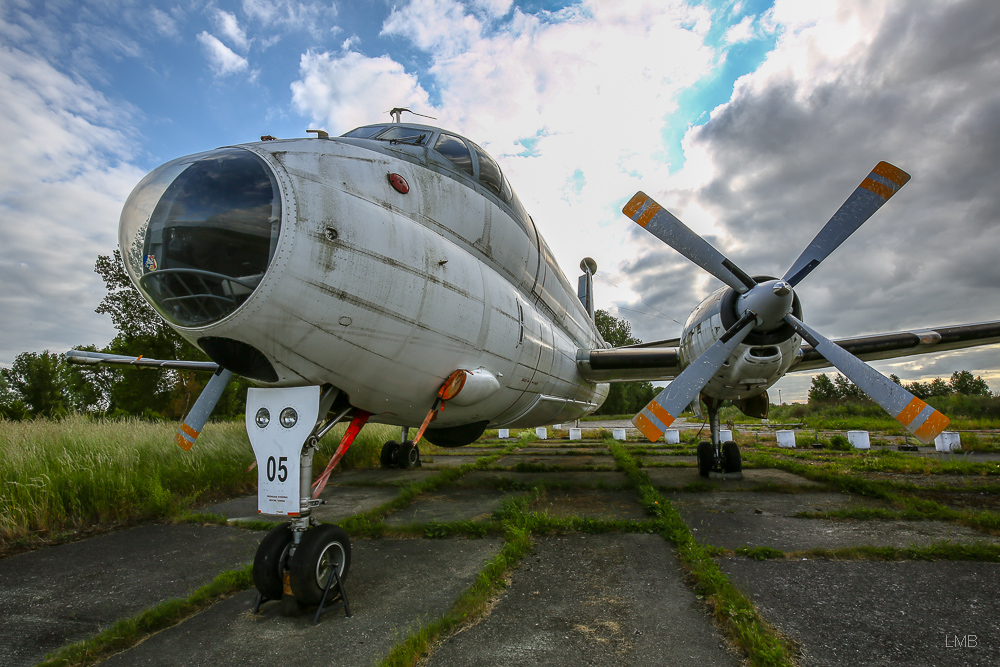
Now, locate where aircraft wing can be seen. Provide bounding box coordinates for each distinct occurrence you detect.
[789,320,1000,372]
[64,349,220,372]
[577,321,1000,383]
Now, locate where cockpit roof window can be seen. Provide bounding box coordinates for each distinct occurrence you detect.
[341,125,384,139]
[471,143,503,199]
[372,126,428,145]
[433,133,474,177]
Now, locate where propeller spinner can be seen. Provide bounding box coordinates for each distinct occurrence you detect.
[625,162,949,445]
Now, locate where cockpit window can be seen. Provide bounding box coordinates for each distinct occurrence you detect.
[120,148,281,327]
[433,133,474,177]
[471,143,503,198]
[375,126,427,145]
[341,125,385,139]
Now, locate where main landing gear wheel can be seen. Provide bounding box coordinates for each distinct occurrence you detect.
[289,524,352,606]
[722,441,742,473]
[398,441,420,469]
[381,441,399,467]
[696,441,713,478]
[252,522,293,600]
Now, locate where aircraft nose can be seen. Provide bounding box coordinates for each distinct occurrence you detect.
[118,148,282,327]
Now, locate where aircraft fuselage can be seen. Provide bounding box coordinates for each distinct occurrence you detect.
[118,125,609,432]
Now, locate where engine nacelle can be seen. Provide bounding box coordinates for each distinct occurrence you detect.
[679,283,801,402]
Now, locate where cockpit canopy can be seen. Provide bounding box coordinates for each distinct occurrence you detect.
[342,124,513,202]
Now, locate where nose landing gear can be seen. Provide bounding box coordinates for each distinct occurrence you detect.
[246,386,358,621]
[695,397,744,479]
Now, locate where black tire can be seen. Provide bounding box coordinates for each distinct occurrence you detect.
[252,522,293,600]
[380,441,399,467]
[722,441,742,473]
[398,441,420,469]
[289,525,352,606]
[697,441,713,477]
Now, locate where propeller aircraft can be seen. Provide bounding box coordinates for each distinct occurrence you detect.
[67,110,1000,609]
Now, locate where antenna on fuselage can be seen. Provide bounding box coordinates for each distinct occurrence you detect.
[387,107,437,123]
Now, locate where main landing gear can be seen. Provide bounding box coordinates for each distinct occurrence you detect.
[380,427,422,469]
[695,397,743,479]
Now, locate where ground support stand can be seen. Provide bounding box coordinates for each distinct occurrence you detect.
[250,567,352,625]
[312,563,352,625]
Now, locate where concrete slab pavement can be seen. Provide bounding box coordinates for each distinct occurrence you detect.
[425,534,740,667]
[97,538,503,667]
[0,524,261,667]
[721,559,1000,666]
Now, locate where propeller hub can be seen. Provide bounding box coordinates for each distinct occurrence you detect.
[737,280,794,331]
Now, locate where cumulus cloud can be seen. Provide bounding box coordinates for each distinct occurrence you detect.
[0,45,144,364]
[197,31,250,75]
[291,49,433,134]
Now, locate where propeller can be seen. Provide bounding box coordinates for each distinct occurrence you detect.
[175,369,234,451]
[624,161,948,444]
[782,161,910,286]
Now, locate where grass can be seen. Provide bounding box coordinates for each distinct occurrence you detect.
[0,416,401,549]
[36,565,254,667]
[0,416,256,545]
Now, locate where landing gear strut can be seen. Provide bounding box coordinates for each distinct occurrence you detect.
[695,396,743,479]
[380,427,422,469]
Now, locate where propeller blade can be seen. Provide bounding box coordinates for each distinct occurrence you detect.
[623,192,757,293]
[175,369,234,451]
[782,162,910,286]
[784,315,949,443]
[633,312,757,441]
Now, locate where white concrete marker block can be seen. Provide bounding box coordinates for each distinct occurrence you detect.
[776,430,796,448]
[719,429,733,442]
[665,429,680,444]
[535,427,547,440]
[569,428,582,441]
[613,428,626,441]
[847,430,870,450]
[935,431,960,452]
[498,429,509,439]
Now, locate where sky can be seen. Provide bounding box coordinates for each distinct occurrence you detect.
[1,0,999,401]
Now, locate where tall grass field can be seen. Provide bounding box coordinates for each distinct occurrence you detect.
[0,416,395,545]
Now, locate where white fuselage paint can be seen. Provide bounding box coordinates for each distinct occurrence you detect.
[160,136,608,428]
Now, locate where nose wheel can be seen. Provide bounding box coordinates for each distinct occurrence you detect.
[696,398,743,478]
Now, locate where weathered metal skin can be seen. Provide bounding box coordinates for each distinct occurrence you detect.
[679,286,800,401]
[122,128,608,429]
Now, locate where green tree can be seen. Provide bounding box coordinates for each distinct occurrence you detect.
[833,373,867,401]
[3,351,68,417]
[926,377,952,397]
[593,310,657,415]
[949,370,991,396]
[93,251,247,419]
[905,381,930,399]
[808,373,838,402]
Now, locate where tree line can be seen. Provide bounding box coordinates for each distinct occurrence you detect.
[0,252,249,420]
[808,370,992,403]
